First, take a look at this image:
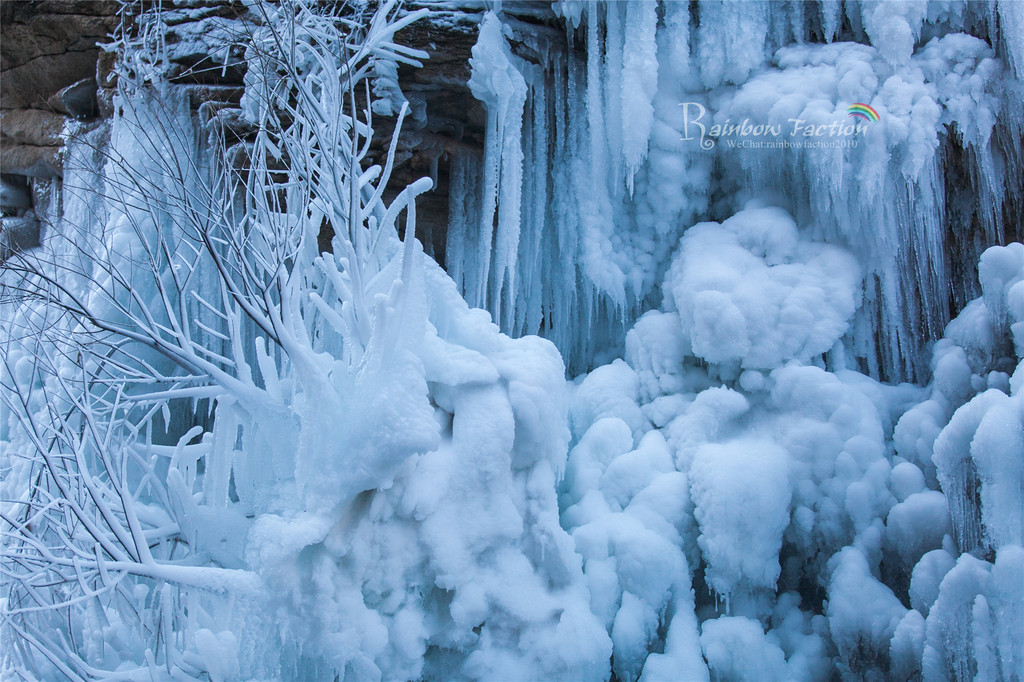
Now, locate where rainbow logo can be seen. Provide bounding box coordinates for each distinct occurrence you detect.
[847,103,880,122]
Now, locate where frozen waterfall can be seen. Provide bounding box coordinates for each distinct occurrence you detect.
[1,0,1022,680]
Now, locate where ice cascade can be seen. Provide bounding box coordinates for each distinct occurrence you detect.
[455,1,1022,381]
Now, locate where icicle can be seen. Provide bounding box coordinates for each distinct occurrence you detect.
[998,0,1024,79]
[445,151,470,297]
[972,595,999,681]
[705,29,1007,381]
[585,0,608,203]
[620,0,658,192]
[821,0,842,42]
[662,0,691,77]
[467,11,528,324]
[602,1,624,188]
[922,554,992,681]
[513,62,549,339]
[696,1,769,88]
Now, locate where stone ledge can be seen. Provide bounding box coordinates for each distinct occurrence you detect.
[0,145,62,179]
[0,109,67,147]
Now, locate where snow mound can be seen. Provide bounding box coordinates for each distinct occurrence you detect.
[664,206,861,370]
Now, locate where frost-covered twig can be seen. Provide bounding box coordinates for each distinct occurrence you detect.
[2,0,433,677]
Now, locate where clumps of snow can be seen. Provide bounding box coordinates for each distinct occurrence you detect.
[886,243,1024,681]
[979,242,1024,357]
[710,30,1011,381]
[562,207,1022,678]
[560,203,904,676]
[700,616,789,681]
[867,246,1024,682]
[624,311,692,403]
[187,629,241,682]
[769,365,895,566]
[858,0,926,67]
[451,1,1023,388]
[921,552,994,680]
[691,438,791,610]
[560,414,696,680]
[239,255,613,681]
[663,206,861,371]
[6,0,1024,679]
[3,4,618,679]
[918,243,1024,555]
[826,546,907,675]
[884,490,952,573]
[568,359,646,441]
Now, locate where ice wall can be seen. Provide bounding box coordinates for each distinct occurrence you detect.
[449,1,1024,678]
[712,31,1014,381]
[4,1,1024,680]
[450,5,711,373]
[455,0,1022,381]
[567,210,1023,680]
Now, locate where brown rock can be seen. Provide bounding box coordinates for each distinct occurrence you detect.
[0,109,66,146]
[1,50,100,109]
[0,13,114,71]
[0,144,61,178]
[96,48,117,88]
[1,175,33,212]
[97,85,115,118]
[1,1,119,22]
[184,85,244,108]
[47,78,100,118]
[59,77,99,119]
[1,0,118,109]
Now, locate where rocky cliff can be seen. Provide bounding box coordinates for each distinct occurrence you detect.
[0,0,559,260]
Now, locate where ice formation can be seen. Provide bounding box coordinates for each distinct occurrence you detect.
[662,206,862,370]
[564,223,1022,680]
[455,1,1021,382]
[449,2,713,372]
[2,0,1023,680]
[455,1,1023,678]
[1,4,612,679]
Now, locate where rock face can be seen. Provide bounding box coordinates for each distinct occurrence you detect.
[1,1,117,184]
[0,175,32,212]
[383,3,561,261]
[0,0,539,261]
[0,109,65,147]
[1,173,41,263]
[385,6,489,261]
[0,1,119,110]
[0,109,65,178]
